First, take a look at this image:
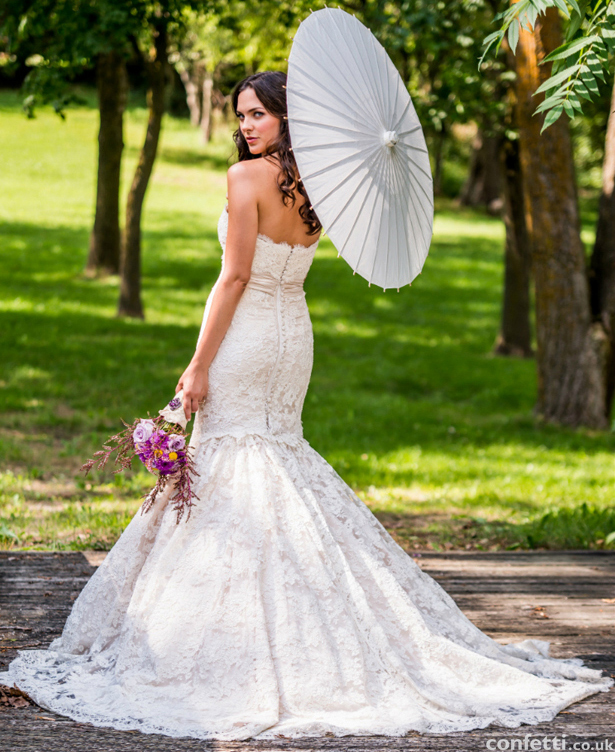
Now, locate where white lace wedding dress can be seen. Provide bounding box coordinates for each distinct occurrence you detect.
[4,209,612,740]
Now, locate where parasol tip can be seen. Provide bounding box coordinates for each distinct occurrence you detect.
[382,130,398,148]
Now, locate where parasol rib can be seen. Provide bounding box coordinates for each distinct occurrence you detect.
[388,152,405,284]
[321,148,386,236]
[391,154,430,264]
[380,152,394,286]
[396,144,433,181]
[392,96,413,135]
[396,124,422,138]
[389,155,413,279]
[367,151,392,285]
[298,144,381,183]
[290,120,375,141]
[290,64,379,132]
[348,150,389,278]
[304,30,383,131]
[328,10,387,126]
[293,138,378,154]
[288,89,368,126]
[308,145,383,210]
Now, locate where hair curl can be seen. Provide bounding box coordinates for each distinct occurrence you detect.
[231,71,321,236]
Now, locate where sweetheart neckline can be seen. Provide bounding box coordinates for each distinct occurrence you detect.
[221,209,319,253]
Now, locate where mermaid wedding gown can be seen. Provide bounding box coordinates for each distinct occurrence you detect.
[4,208,612,740]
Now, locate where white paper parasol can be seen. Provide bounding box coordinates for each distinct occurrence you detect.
[287,8,433,290]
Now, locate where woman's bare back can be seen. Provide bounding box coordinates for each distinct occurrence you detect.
[245,157,320,248]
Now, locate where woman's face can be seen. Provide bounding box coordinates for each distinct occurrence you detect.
[236,87,281,155]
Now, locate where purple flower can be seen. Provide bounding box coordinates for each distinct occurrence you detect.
[168,397,181,410]
[133,419,155,444]
[168,434,186,452]
[151,429,169,446]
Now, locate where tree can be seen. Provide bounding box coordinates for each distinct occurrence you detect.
[494,36,533,358]
[2,1,223,316]
[0,2,143,277]
[589,78,615,416]
[118,19,169,318]
[459,131,503,210]
[494,136,533,357]
[515,8,607,426]
[483,0,615,128]
[484,1,615,425]
[86,51,128,275]
[172,1,304,144]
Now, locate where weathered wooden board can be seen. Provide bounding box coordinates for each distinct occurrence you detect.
[1,551,613,751]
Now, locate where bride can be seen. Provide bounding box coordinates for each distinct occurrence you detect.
[4,71,612,740]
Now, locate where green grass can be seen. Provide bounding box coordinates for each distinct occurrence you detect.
[0,88,614,553]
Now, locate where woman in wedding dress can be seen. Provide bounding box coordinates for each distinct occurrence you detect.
[4,71,612,741]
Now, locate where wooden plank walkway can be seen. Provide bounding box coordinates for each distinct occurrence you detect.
[1,550,613,751]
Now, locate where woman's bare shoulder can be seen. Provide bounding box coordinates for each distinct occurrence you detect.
[227,158,273,183]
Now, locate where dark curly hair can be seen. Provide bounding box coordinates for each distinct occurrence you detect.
[232,71,321,236]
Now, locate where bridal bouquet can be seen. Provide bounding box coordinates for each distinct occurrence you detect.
[81,391,199,523]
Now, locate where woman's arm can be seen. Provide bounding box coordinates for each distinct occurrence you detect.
[176,162,259,420]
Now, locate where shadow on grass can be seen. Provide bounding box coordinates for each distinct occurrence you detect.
[1,213,614,520]
[1,219,222,302]
[157,145,232,172]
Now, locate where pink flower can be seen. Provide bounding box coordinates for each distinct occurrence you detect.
[168,434,186,452]
[133,419,155,444]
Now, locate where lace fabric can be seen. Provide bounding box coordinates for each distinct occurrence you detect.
[3,209,612,740]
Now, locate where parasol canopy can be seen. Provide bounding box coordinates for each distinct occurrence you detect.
[287,8,433,290]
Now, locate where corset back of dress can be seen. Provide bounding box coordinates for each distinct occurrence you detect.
[191,209,319,442]
[217,208,317,288]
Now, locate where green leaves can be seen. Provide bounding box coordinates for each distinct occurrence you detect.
[542,33,600,61]
[481,0,614,132]
[534,63,582,95]
[508,18,520,53]
[542,104,564,128]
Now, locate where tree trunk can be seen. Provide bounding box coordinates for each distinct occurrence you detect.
[494,137,533,357]
[433,129,445,197]
[200,69,213,143]
[86,52,127,275]
[516,8,607,428]
[460,131,502,211]
[118,24,168,319]
[589,78,615,419]
[178,66,201,127]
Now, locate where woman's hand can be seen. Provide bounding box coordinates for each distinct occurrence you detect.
[175,361,209,421]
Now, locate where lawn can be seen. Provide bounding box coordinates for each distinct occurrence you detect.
[1,88,614,553]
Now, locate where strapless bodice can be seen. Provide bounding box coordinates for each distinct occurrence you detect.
[217,209,318,295]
